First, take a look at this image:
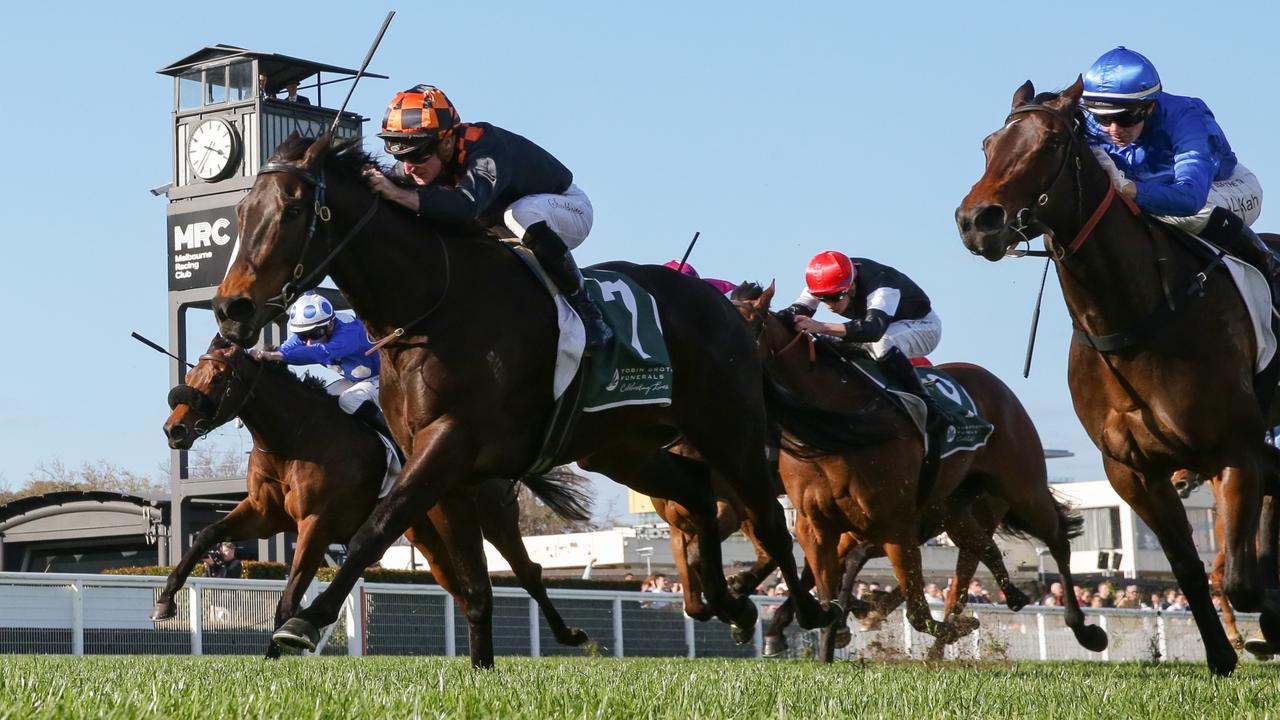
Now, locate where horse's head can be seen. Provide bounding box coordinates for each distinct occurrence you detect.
[163,336,256,448]
[730,281,805,361]
[212,133,357,346]
[956,77,1086,260]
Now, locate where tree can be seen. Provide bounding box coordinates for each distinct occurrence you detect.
[0,459,168,506]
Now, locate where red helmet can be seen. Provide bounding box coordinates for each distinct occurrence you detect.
[378,84,461,156]
[804,251,855,297]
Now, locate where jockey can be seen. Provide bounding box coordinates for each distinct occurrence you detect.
[662,260,737,296]
[1080,47,1275,295]
[250,292,392,439]
[779,251,957,433]
[362,84,613,351]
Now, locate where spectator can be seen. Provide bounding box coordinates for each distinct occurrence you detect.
[669,580,683,595]
[204,542,242,579]
[1163,588,1180,609]
[1095,581,1116,608]
[1042,581,1065,606]
[622,573,634,583]
[923,582,943,603]
[965,579,991,604]
[648,574,669,593]
[1114,585,1142,609]
[1149,591,1166,610]
[1089,595,1107,609]
[282,79,311,104]
[639,574,655,592]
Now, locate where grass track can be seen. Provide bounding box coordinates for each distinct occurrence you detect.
[1,656,1278,719]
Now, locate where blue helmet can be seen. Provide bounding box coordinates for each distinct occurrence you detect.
[1082,47,1161,114]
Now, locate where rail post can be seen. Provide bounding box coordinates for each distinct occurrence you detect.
[612,596,624,658]
[529,597,541,658]
[70,579,84,656]
[187,580,203,656]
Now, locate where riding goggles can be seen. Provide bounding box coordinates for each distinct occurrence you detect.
[814,290,849,304]
[385,138,438,163]
[1088,105,1150,129]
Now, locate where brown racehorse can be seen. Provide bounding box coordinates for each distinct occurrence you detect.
[209,135,886,654]
[956,77,1280,675]
[733,283,1105,658]
[159,338,590,666]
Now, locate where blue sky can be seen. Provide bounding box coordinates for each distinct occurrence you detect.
[2,1,1277,517]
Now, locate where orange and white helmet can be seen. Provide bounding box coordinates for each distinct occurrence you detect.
[377,84,461,157]
[804,251,856,298]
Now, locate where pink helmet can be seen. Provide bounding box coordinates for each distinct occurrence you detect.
[663,260,700,278]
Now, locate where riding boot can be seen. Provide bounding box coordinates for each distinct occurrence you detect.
[1202,207,1280,305]
[351,400,405,465]
[879,347,952,434]
[521,221,613,352]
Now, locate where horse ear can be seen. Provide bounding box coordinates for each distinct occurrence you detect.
[301,133,334,169]
[762,281,776,309]
[207,334,232,353]
[1011,80,1035,110]
[1050,75,1084,113]
[332,135,362,157]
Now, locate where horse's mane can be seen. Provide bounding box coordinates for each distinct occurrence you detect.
[730,281,766,303]
[731,281,874,370]
[267,134,394,181]
[1024,90,1088,139]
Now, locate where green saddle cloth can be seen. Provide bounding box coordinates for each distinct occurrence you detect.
[847,356,994,457]
[579,269,674,412]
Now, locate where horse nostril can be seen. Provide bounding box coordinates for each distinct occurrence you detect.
[224,297,256,323]
[973,205,1007,233]
[168,424,188,441]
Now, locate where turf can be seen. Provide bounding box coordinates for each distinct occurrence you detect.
[1,656,1278,719]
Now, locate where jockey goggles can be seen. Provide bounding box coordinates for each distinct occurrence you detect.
[385,137,438,163]
[813,289,849,304]
[1088,104,1151,129]
[296,324,331,342]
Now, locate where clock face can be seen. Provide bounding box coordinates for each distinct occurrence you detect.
[187,118,238,181]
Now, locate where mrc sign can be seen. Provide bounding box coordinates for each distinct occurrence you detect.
[167,205,239,291]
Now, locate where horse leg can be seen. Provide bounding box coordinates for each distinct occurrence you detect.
[728,519,778,597]
[1107,458,1235,675]
[762,563,814,657]
[883,541,977,646]
[274,424,475,652]
[791,514,847,664]
[926,544,980,660]
[582,446,757,639]
[265,515,328,659]
[668,523,714,622]
[1215,464,1265,613]
[154,497,284,621]
[475,481,588,647]
[943,506,1028,611]
[827,537,876,650]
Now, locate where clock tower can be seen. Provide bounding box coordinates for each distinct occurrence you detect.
[155,45,384,563]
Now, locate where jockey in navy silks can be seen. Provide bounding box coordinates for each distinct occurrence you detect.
[1080,46,1274,297]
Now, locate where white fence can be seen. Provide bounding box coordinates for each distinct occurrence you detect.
[0,572,1258,662]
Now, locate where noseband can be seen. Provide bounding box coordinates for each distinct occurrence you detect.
[1000,104,1138,260]
[168,353,263,438]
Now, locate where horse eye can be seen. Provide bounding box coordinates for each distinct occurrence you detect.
[283,204,304,220]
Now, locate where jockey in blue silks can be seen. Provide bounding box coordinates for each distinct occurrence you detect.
[1080,47,1275,296]
[250,292,393,439]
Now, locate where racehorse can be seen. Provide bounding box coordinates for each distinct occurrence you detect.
[956,77,1280,675]
[159,338,590,666]
[733,282,1106,658]
[210,134,886,652]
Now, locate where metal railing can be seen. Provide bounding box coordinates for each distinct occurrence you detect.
[0,572,1257,662]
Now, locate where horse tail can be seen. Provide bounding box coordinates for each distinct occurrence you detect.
[998,492,1083,541]
[519,466,593,523]
[762,373,898,459]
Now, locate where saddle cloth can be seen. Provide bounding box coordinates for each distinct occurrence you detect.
[841,353,994,458]
[502,244,673,410]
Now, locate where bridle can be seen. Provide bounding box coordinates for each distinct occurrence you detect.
[998,104,1139,260]
[167,352,264,438]
[256,158,380,315]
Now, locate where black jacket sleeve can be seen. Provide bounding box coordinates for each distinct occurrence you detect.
[841,309,890,343]
[416,152,509,223]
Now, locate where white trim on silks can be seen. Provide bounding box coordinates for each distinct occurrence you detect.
[582,397,673,413]
[1082,84,1161,102]
[374,432,402,499]
[553,295,586,399]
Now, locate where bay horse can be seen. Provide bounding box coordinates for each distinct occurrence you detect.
[210,134,886,652]
[956,77,1280,675]
[159,338,591,666]
[733,282,1106,657]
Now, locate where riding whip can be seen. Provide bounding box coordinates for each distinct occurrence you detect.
[675,231,701,274]
[131,331,194,369]
[327,10,396,138]
[1022,258,1052,378]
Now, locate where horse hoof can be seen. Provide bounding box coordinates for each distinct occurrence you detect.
[1074,624,1109,653]
[1207,649,1239,677]
[847,598,871,619]
[272,617,320,652]
[734,600,758,635]
[730,623,755,646]
[1004,587,1030,612]
[1231,635,1247,652]
[1260,606,1280,648]
[951,615,980,639]
[834,626,852,649]
[151,601,177,622]
[861,610,887,632]
[559,628,591,647]
[763,634,789,657]
[264,644,282,661]
[1244,636,1277,659]
[686,607,714,623]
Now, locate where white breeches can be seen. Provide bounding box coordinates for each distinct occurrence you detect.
[502,184,594,250]
[326,377,380,414]
[1157,164,1263,233]
[856,310,942,361]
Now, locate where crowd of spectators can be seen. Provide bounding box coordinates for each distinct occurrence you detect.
[1037,580,1192,611]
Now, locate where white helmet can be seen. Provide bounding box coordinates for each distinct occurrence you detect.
[287,292,335,333]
